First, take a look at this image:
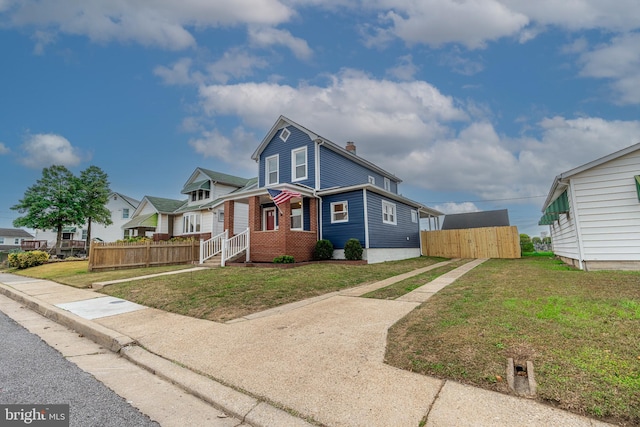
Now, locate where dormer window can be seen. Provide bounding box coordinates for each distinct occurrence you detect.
[384,177,391,192]
[280,128,291,142]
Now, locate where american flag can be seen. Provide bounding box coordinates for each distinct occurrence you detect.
[267,188,302,205]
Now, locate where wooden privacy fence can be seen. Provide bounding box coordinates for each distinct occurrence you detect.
[88,240,200,271]
[421,226,521,259]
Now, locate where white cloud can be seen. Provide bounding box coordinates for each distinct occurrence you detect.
[198,72,640,202]
[154,58,198,85]
[371,0,529,49]
[6,0,293,50]
[188,127,256,171]
[0,142,9,154]
[434,202,480,214]
[385,55,419,81]
[207,48,270,83]
[248,26,313,60]
[577,32,640,104]
[19,133,83,168]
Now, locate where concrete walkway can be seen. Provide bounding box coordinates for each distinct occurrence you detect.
[0,262,614,427]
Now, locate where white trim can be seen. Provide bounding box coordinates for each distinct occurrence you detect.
[263,207,277,231]
[363,189,369,249]
[265,154,279,186]
[279,127,291,142]
[291,146,308,182]
[330,201,349,223]
[382,200,397,225]
[368,175,375,185]
[568,180,585,270]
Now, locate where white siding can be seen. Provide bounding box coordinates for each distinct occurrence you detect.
[233,203,249,235]
[549,211,579,260]
[571,151,640,262]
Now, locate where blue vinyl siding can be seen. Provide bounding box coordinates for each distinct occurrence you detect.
[319,146,398,193]
[366,191,420,249]
[321,191,365,249]
[259,126,315,188]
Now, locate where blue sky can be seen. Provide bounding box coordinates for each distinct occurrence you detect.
[2,1,640,237]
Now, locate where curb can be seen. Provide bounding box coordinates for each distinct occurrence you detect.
[0,282,314,427]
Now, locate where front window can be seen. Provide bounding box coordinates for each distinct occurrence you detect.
[292,146,307,181]
[384,177,391,192]
[14,238,20,245]
[266,155,279,185]
[124,229,133,239]
[290,200,303,230]
[0,237,4,244]
[122,208,129,219]
[82,229,88,240]
[411,210,418,223]
[182,214,201,233]
[331,201,349,223]
[218,209,224,222]
[382,201,397,225]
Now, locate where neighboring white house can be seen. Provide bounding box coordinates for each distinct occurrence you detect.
[33,192,140,246]
[0,228,34,251]
[539,142,640,271]
[122,168,255,240]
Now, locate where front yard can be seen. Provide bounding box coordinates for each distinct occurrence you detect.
[5,254,639,425]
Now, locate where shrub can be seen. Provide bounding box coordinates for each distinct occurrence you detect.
[273,255,295,264]
[313,239,334,260]
[344,238,363,261]
[8,251,50,269]
[520,233,534,253]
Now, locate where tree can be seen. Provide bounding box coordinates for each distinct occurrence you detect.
[78,166,112,250]
[519,233,534,253]
[12,165,85,254]
[532,236,542,245]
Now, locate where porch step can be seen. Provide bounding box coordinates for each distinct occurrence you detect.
[202,254,222,268]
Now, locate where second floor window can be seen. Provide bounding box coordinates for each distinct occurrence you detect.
[292,146,307,181]
[122,208,129,219]
[266,155,279,185]
[384,177,391,192]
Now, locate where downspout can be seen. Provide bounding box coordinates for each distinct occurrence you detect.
[568,180,586,270]
[363,189,369,249]
[315,139,324,239]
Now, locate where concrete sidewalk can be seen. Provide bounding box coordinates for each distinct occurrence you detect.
[0,263,613,427]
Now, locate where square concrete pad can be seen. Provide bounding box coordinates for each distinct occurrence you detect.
[56,296,146,319]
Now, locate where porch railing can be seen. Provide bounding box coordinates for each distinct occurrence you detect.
[199,228,250,266]
[221,228,250,267]
[199,231,227,264]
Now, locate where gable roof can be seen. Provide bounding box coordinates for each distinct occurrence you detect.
[181,168,253,194]
[144,196,187,214]
[0,228,34,238]
[542,142,640,211]
[441,209,510,230]
[110,192,140,208]
[251,115,402,182]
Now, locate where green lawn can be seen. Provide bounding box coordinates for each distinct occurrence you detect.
[384,255,640,426]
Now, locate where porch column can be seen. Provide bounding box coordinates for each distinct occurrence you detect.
[280,200,291,231]
[224,200,235,237]
[308,198,318,234]
[248,196,261,231]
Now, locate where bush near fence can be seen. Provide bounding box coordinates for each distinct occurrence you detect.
[421,226,521,259]
[88,240,200,271]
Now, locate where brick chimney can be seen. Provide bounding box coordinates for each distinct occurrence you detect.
[345,141,356,155]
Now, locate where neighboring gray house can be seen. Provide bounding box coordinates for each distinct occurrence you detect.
[0,228,34,251]
[441,209,510,230]
[539,142,640,271]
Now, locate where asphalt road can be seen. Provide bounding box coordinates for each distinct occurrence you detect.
[0,309,159,427]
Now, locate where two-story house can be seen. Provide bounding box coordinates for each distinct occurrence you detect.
[218,116,442,264]
[32,192,140,246]
[122,168,256,240]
